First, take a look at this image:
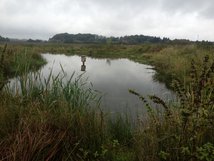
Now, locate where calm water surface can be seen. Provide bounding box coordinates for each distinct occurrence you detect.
[9,53,175,114]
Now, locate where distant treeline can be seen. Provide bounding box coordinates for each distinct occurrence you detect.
[49,33,171,44]
[49,33,214,44]
[1,33,213,45]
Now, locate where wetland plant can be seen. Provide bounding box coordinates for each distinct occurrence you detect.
[130,55,214,161]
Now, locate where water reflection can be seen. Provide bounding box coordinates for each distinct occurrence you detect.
[8,53,175,115]
[106,59,111,66]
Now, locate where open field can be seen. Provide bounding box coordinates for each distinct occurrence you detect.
[0,42,214,161]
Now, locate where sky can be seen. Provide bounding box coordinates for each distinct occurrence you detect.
[0,0,214,41]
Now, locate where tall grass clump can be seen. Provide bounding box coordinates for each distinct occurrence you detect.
[0,44,10,91]
[0,44,46,78]
[142,44,214,88]
[0,65,135,160]
[0,71,102,160]
[130,55,214,161]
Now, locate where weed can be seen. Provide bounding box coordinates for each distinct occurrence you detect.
[130,56,214,161]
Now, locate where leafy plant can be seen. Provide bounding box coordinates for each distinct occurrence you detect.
[130,55,214,161]
[196,143,214,161]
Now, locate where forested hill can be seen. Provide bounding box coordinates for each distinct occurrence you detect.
[1,33,204,44]
[49,33,171,44]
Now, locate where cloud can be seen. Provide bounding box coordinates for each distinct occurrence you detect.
[0,0,214,41]
[160,0,212,14]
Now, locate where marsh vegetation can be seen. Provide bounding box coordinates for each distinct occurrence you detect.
[0,42,213,161]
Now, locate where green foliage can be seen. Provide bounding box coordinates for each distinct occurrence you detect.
[49,33,166,44]
[130,56,214,161]
[0,44,46,78]
[196,143,214,161]
[0,64,135,160]
[0,42,214,160]
[108,115,133,145]
[0,44,9,91]
[158,151,170,160]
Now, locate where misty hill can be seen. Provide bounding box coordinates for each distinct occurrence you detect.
[49,33,170,44]
[0,35,10,42]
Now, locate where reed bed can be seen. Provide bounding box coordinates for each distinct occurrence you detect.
[0,43,213,161]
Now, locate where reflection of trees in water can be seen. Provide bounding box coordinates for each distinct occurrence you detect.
[106,59,111,66]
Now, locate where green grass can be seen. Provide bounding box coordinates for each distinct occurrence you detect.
[144,44,214,84]
[0,44,46,77]
[130,56,214,160]
[0,66,135,161]
[0,42,213,160]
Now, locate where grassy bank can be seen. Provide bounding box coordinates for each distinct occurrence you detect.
[0,43,213,160]
[4,42,214,88]
[0,44,46,76]
[141,44,214,88]
[0,44,46,92]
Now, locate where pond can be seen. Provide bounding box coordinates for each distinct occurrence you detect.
[9,53,175,115]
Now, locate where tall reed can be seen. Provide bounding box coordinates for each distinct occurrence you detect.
[0,64,136,161]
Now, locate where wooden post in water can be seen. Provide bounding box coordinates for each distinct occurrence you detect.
[81,55,86,71]
[81,55,86,65]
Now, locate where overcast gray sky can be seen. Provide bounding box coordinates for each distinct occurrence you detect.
[0,0,214,41]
